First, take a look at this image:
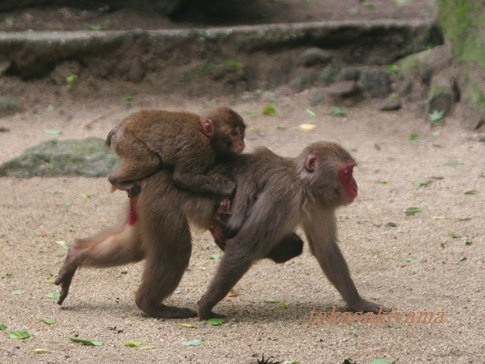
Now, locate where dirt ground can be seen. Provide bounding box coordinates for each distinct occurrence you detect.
[1,90,484,364]
[1,1,484,364]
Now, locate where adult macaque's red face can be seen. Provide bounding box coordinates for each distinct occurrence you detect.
[338,162,358,203]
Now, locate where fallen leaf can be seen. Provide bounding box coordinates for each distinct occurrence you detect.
[298,123,316,132]
[209,252,222,260]
[34,348,49,354]
[138,345,156,350]
[262,104,276,116]
[124,340,141,348]
[405,207,421,216]
[44,129,62,136]
[56,241,69,250]
[47,292,61,300]
[207,318,224,326]
[42,318,55,326]
[305,109,316,117]
[181,339,203,347]
[179,323,195,328]
[264,298,279,304]
[368,359,395,364]
[69,337,103,346]
[228,288,238,297]
[8,331,30,339]
[404,258,419,264]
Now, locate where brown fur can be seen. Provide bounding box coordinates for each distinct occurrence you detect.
[106,106,245,197]
[55,141,387,319]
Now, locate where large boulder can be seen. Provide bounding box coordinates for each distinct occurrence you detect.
[0,137,119,177]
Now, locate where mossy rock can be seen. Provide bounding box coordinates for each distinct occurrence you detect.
[0,96,23,117]
[290,72,315,93]
[396,45,451,84]
[360,68,392,98]
[427,82,454,114]
[0,137,120,177]
[318,60,345,85]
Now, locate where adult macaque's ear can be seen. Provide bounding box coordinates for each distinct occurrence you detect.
[305,154,317,172]
[201,119,214,137]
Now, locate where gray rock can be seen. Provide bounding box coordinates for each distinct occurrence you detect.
[360,68,392,98]
[0,137,120,177]
[318,61,344,85]
[340,66,361,81]
[48,61,82,86]
[296,48,333,67]
[290,72,315,93]
[396,45,452,84]
[427,89,454,116]
[458,103,485,130]
[426,69,458,118]
[0,96,23,117]
[379,95,402,111]
[310,89,325,106]
[326,81,364,106]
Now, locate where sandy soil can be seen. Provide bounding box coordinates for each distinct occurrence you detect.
[1,1,484,363]
[0,90,483,363]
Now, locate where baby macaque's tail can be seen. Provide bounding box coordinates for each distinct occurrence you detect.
[105,125,118,147]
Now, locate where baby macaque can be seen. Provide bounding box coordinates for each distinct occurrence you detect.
[106,106,246,198]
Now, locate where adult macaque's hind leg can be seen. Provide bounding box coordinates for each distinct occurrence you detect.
[134,209,196,319]
[55,223,144,305]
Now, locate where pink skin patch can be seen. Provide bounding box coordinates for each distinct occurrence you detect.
[126,196,138,226]
[337,163,358,202]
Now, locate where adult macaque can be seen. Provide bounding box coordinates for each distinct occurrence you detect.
[106,106,245,197]
[56,141,388,319]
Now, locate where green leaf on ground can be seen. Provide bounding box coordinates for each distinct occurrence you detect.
[8,331,30,339]
[207,318,225,326]
[405,207,421,216]
[181,339,203,347]
[69,337,103,346]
